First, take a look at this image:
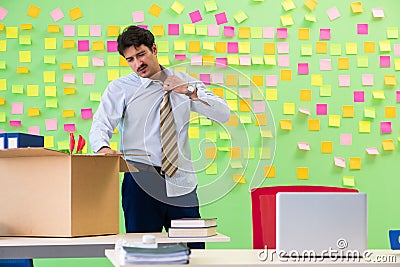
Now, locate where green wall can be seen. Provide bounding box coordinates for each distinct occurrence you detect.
[1,0,400,266]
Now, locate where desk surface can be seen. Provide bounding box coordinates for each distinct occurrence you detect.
[0,232,229,259]
[105,249,400,267]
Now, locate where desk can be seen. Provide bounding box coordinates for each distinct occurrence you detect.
[0,232,229,259]
[105,249,400,267]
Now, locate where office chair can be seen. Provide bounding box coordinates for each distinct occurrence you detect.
[250,185,358,249]
[0,259,33,267]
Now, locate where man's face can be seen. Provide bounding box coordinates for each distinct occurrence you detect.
[123,44,160,79]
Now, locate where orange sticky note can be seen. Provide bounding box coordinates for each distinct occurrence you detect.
[239,100,251,112]
[230,147,241,159]
[280,120,292,130]
[120,56,129,66]
[384,75,396,86]
[27,5,41,18]
[62,110,75,117]
[0,98,5,105]
[321,141,332,153]
[212,88,224,98]
[203,55,214,66]
[255,114,267,126]
[298,28,310,40]
[92,41,104,50]
[64,87,76,95]
[233,174,246,184]
[20,24,33,30]
[149,4,162,17]
[364,42,375,53]
[316,42,327,54]
[107,26,119,37]
[188,41,200,52]
[238,27,250,38]
[252,75,263,86]
[300,89,312,101]
[297,167,309,179]
[382,140,395,151]
[63,40,75,49]
[27,108,40,116]
[69,7,83,21]
[60,63,73,70]
[349,157,361,170]
[264,43,275,54]
[264,166,276,178]
[308,119,320,131]
[48,25,60,32]
[338,58,349,69]
[342,106,354,118]
[225,74,238,86]
[152,25,164,36]
[17,67,29,73]
[280,69,292,81]
[205,147,217,159]
[385,106,396,118]
[216,42,227,53]
[226,115,238,126]
[304,0,318,11]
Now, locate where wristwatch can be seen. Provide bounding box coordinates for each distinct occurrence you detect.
[186,84,196,97]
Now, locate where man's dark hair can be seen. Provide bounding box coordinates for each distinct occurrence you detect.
[117,25,155,57]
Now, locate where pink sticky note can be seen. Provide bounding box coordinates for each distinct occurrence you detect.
[338,75,350,87]
[227,42,238,53]
[137,25,148,30]
[63,74,75,84]
[216,58,227,68]
[327,6,341,21]
[0,6,8,20]
[223,26,235,37]
[50,8,64,22]
[334,157,346,168]
[10,120,21,127]
[92,57,104,66]
[12,102,23,114]
[0,130,4,134]
[316,103,328,115]
[298,142,310,151]
[320,59,332,70]
[278,56,289,67]
[298,63,309,75]
[81,108,93,120]
[380,121,392,134]
[132,11,144,23]
[253,101,265,113]
[276,28,288,39]
[191,55,202,66]
[168,24,180,35]
[366,147,379,155]
[208,25,219,36]
[64,25,75,36]
[107,41,118,52]
[211,73,224,84]
[64,123,76,132]
[175,54,186,61]
[394,44,400,56]
[357,24,368,35]
[215,12,228,25]
[83,73,95,85]
[199,74,211,85]
[354,91,365,102]
[277,42,289,54]
[46,119,57,131]
[28,126,40,135]
[319,28,331,40]
[90,25,101,36]
[266,75,278,87]
[78,40,89,52]
[380,56,390,67]
[372,8,384,18]
[362,74,374,86]
[263,27,274,38]
[239,55,251,66]
[189,10,202,23]
[239,88,251,98]
[340,134,352,145]
[397,91,400,102]
[299,108,311,115]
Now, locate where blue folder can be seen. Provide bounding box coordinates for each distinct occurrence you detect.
[3,133,44,149]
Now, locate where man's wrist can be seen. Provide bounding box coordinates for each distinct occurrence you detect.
[186,83,196,97]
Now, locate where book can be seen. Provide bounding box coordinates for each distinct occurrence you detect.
[122,243,190,264]
[168,226,217,238]
[170,218,217,228]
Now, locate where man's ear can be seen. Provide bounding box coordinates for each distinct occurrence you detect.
[152,43,157,55]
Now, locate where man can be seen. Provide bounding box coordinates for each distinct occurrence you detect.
[89,25,230,248]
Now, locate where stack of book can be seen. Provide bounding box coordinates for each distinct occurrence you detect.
[122,243,190,264]
[168,218,217,238]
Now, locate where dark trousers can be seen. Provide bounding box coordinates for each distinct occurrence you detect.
[122,169,205,249]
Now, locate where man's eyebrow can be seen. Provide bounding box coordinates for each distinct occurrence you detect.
[125,50,145,60]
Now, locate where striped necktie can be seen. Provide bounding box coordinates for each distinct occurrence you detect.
[160,90,179,177]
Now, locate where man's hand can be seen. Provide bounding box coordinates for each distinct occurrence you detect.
[163,76,189,94]
[97,146,122,155]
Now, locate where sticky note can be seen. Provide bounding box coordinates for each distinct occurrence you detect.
[351,2,363,13]
[338,58,349,69]
[334,157,346,168]
[27,85,39,96]
[64,123,76,132]
[68,7,82,21]
[263,27,274,38]
[304,13,316,22]
[280,15,294,26]
[50,8,64,22]
[277,42,289,54]
[208,25,219,37]
[264,166,276,178]
[364,107,375,118]
[380,40,391,52]
[0,112,5,122]
[260,130,273,138]
[327,6,341,21]
[215,12,228,25]
[382,140,394,151]
[346,43,357,54]
[354,91,364,102]
[171,1,184,14]
[233,174,246,184]
[10,120,22,127]
[359,121,370,133]
[45,86,56,97]
[44,38,56,49]
[372,90,385,100]
[304,0,318,11]
[357,24,368,35]
[349,158,361,170]
[297,167,308,180]
[364,42,375,53]
[298,63,309,75]
[380,56,391,67]
[280,120,292,130]
[320,59,332,71]
[27,4,41,18]
[0,6,8,20]
[366,148,379,155]
[340,133,352,145]
[48,25,60,33]
[321,141,332,153]
[233,10,248,24]
[282,0,296,11]
[189,10,202,23]
[266,89,277,100]
[45,118,57,131]
[380,121,392,134]
[311,74,323,86]
[148,4,162,17]
[277,28,288,39]
[204,0,218,12]
[205,131,217,142]
[330,44,342,56]
[357,56,368,68]
[328,115,340,127]
[316,42,327,54]
[343,176,355,187]
[280,69,292,81]
[132,11,144,23]
[28,126,40,135]
[298,142,310,151]
[372,8,384,18]
[223,26,235,37]
[308,119,320,131]
[320,28,331,40]
[283,103,295,115]
[300,89,311,101]
[231,161,243,169]
[301,44,312,56]
[385,106,396,118]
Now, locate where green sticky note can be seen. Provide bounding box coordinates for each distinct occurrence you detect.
[206,162,218,175]
[90,92,102,101]
[0,60,5,69]
[225,89,237,100]
[219,131,231,140]
[107,55,120,67]
[304,13,316,22]
[233,10,248,24]
[364,107,376,118]
[196,25,208,36]
[250,27,263,38]
[57,140,70,150]
[46,99,58,108]
[330,44,342,56]
[252,88,264,100]
[19,35,31,45]
[387,27,398,39]
[239,74,251,85]
[239,115,252,124]
[372,90,385,99]
[320,84,331,97]
[205,131,217,142]
[243,147,255,159]
[218,147,230,152]
[0,112,6,122]
[204,0,218,12]
[157,41,169,52]
[301,44,313,56]
[252,56,264,65]
[264,55,276,65]
[77,25,90,36]
[200,117,212,126]
[43,55,56,64]
[259,147,271,159]
[343,176,355,187]
[230,161,243,168]
[12,84,24,94]
[357,56,368,67]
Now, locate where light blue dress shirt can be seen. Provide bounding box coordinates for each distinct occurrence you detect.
[89,68,230,197]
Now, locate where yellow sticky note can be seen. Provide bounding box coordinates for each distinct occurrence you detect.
[260,130,273,138]
[351,2,363,13]
[206,162,217,175]
[328,115,340,127]
[90,41,103,51]
[174,40,186,51]
[311,74,323,86]
[44,55,56,64]
[0,112,5,122]
[149,4,162,17]
[107,26,119,37]
[342,106,354,118]
[205,147,217,159]
[171,1,184,14]
[183,24,195,34]
[239,115,252,124]
[385,106,396,118]
[215,42,226,53]
[152,25,164,36]
[27,108,40,116]
[304,0,318,11]
[19,51,31,63]
[77,56,89,67]
[17,67,29,74]
[259,148,271,159]
[62,110,75,118]
[238,42,250,53]
[280,120,292,130]
[255,114,267,126]
[158,56,170,66]
[384,75,396,86]
[63,40,75,49]
[0,97,4,105]
[188,127,199,139]
[69,7,83,21]
[346,43,357,54]
[204,0,218,12]
[226,115,238,126]
[308,119,320,131]
[27,85,39,96]
[264,166,276,178]
[219,131,231,140]
[264,43,275,54]
[231,161,243,169]
[379,40,391,52]
[64,87,75,95]
[280,15,294,26]
[187,41,200,53]
[395,59,400,71]
[304,13,317,22]
[251,27,262,38]
[12,84,23,94]
[90,92,102,102]
[19,35,31,45]
[107,69,120,81]
[233,174,246,184]
[200,116,212,125]
[44,136,54,148]
[343,176,355,187]
[45,86,57,97]
[282,0,296,11]
[252,56,264,65]
[44,38,56,49]
[6,27,18,38]
[359,121,370,133]
[283,103,295,114]
[203,41,215,51]
[382,140,395,151]
[364,107,375,118]
[300,89,311,101]
[349,157,361,170]
[46,99,58,108]
[227,55,239,65]
[27,5,41,18]
[373,90,385,99]
[364,42,375,53]
[43,71,55,83]
[233,10,248,24]
[321,141,332,153]
[298,28,310,40]
[48,25,60,33]
[57,140,69,151]
[320,84,331,96]
[264,55,276,65]
[238,27,250,38]
[239,100,251,112]
[297,167,309,180]
[316,42,327,54]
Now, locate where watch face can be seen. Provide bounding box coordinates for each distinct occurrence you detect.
[186,85,195,96]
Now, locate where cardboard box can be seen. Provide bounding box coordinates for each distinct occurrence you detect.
[0,147,136,237]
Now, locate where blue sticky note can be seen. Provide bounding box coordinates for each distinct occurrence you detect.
[389,230,400,250]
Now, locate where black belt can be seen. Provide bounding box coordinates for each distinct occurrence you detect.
[128,161,164,176]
